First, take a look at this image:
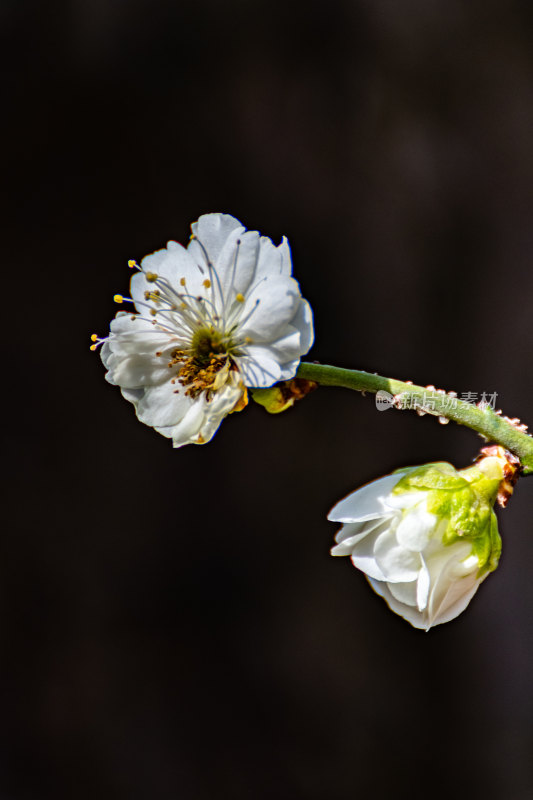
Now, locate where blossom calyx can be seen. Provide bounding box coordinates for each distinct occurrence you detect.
[251,378,317,414]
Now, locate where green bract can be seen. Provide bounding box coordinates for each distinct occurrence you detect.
[392,461,503,576]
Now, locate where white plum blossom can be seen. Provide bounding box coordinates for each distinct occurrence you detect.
[328,455,510,630]
[95,213,314,447]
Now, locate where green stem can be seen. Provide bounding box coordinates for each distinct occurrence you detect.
[296,362,533,475]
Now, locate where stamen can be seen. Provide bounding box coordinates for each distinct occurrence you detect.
[193,235,226,318]
[228,238,241,302]
[89,333,107,351]
[145,272,158,282]
[203,279,211,289]
[128,260,139,269]
[229,297,259,330]
[236,293,245,303]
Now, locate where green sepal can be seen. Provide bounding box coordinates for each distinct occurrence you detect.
[392,461,502,573]
[394,462,469,492]
[250,386,295,414]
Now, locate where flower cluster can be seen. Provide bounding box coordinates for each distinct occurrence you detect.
[95,213,314,447]
[328,450,513,630]
[94,212,525,632]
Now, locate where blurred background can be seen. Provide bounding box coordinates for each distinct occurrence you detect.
[4,0,533,797]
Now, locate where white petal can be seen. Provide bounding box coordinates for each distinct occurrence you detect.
[238,276,301,342]
[416,561,431,611]
[108,352,172,389]
[132,242,205,309]
[334,521,366,544]
[428,578,481,627]
[169,397,210,446]
[395,507,437,552]
[104,315,179,358]
[374,529,422,582]
[233,346,283,388]
[331,522,373,556]
[367,579,427,629]
[189,213,245,266]
[264,327,303,362]
[288,297,314,356]
[278,359,301,381]
[385,491,427,510]
[328,474,402,522]
[132,380,192,427]
[388,580,418,607]
[349,530,388,581]
[211,228,260,299]
[426,542,481,626]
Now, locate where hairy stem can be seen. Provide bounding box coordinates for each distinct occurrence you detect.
[296,362,533,475]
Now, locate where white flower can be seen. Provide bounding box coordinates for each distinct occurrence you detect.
[328,457,509,630]
[95,213,314,447]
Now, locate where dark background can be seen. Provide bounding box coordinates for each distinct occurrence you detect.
[4,1,533,798]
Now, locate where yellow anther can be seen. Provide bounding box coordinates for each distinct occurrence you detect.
[90,333,98,342]
[150,308,157,316]
[203,279,211,289]
[89,344,98,351]
[113,294,124,303]
[128,260,137,269]
[236,293,245,303]
[144,291,150,300]
[180,277,186,286]
[244,336,253,344]
[145,272,158,282]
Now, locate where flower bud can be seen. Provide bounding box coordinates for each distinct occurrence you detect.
[328,448,519,630]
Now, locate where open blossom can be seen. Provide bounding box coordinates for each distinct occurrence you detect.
[94,213,314,447]
[328,449,517,630]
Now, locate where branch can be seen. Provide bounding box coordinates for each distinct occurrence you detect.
[296,362,533,475]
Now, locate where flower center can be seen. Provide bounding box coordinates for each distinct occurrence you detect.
[168,326,235,399]
[190,327,228,363]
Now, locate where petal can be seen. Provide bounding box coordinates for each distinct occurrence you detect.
[169,374,245,447]
[288,297,314,356]
[374,529,422,582]
[331,521,374,556]
[104,315,179,357]
[168,397,210,446]
[189,213,245,266]
[395,506,437,552]
[349,530,388,581]
[388,580,418,607]
[385,491,427,510]
[417,561,431,611]
[107,352,172,389]
[264,327,303,362]
[427,579,481,627]
[367,579,428,629]
[233,346,283,388]
[195,380,245,443]
[426,541,481,626]
[132,380,193,427]
[210,228,260,300]
[132,242,205,309]
[328,474,402,522]
[238,276,301,343]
